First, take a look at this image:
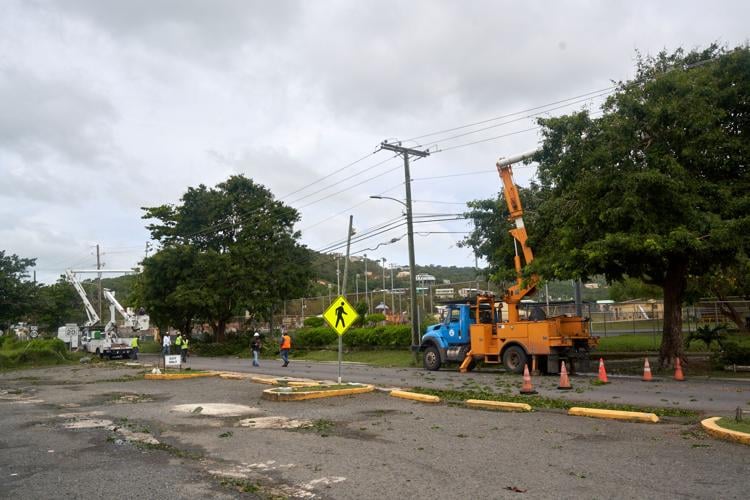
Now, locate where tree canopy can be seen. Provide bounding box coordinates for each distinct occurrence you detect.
[465,45,750,365]
[0,251,37,330]
[137,175,312,340]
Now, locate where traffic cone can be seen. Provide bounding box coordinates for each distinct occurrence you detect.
[597,358,610,384]
[520,364,537,394]
[642,358,653,382]
[674,357,685,381]
[557,361,572,390]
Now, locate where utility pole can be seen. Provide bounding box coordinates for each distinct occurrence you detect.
[390,264,395,314]
[379,141,429,363]
[96,244,102,320]
[381,257,387,309]
[364,254,369,314]
[336,256,341,295]
[339,215,354,384]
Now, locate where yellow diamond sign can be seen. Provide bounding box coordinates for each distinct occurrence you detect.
[323,295,359,336]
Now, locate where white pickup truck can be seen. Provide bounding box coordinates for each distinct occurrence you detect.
[82,331,134,359]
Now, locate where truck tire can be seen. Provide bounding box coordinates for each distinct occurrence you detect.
[423,346,441,371]
[502,345,527,374]
[95,348,103,360]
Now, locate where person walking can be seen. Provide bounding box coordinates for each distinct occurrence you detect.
[130,336,139,360]
[279,331,291,367]
[162,333,171,356]
[251,332,261,367]
[181,336,189,362]
[175,333,183,358]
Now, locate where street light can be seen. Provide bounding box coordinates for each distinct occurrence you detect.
[370,194,420,362]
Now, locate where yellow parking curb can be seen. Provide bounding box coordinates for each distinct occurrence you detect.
[568,407,659,423]
[389,390,440,404]
[701,417,750,445]
[465,399,532,412]
[145,372,218,380]
[250,376,278,385]
[263,384,374,401]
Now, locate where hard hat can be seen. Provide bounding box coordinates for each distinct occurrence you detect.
[254,332,260,337]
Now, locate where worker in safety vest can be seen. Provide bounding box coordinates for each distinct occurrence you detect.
[130,336,139,360]
[280,332,291,367]
[175,333,183,355]
[181,336,189,362]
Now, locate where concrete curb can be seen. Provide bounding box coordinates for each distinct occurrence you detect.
[568,407,659,423]
[389,390,440,404]
[144,372,218,380]
[465,399,532,412]
[701,417,750,445]
[262,384,375,401]
[249,375,319,386]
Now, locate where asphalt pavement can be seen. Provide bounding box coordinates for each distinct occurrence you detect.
[143,354,750,414]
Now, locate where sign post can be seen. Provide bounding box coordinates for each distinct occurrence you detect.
[323,295,359,383]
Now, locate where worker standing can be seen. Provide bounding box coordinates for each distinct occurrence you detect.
[181,336,189,362]
[175,332,183,358]
[279,331,291,367]
[130,336,139,360]
[251,332,261,367]
[162,333,171,356]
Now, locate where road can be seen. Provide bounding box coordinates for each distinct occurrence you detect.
[143,354,750,413]
[0,361,748,499]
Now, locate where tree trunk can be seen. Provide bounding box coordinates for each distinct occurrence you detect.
[216,319,226,342]
[716,297,748,333]
[659,258,688,368]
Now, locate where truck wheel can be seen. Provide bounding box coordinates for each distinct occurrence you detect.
[423,346,441,371]
[95,348,103,359]
[502,345,527,374]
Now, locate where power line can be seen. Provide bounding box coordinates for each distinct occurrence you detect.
[279,151,377,201]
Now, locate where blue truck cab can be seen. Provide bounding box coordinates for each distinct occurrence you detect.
[420,301,495,371]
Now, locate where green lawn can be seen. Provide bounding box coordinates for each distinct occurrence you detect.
[597,333,750,352]
[716,417,750,434]
[292,349,415,367]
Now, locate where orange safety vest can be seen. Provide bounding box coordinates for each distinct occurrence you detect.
[280,334,291,349]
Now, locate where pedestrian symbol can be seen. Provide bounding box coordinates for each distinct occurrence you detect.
[323,295,359,336]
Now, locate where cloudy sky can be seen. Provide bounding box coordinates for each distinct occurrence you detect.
[1,0,748,284]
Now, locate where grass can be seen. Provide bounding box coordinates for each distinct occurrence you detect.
[291,349,415,367]
[410,386,699,418]
[715,417,750,434]
[597,333,750,353]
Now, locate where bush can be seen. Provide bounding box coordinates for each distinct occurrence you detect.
[343,325,411,348]
[303,317,325,328]
[0,338,70,369]
[294,327,337,347]
[720,342,750,365]
[365,313,385,324]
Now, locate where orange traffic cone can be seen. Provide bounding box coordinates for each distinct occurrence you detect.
[558,361,572,390]
[520,364,537,394]
[642,358,653,382]
[598,358,610,384]
[674,357,685,381]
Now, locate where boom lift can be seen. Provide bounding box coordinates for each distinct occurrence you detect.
[419,150,597,374]
[56,269,142,359]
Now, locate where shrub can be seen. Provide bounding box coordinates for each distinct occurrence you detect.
[303,317,325,328]
[365,313,385,324]
[720,342,750,366]
[294,327,337,347]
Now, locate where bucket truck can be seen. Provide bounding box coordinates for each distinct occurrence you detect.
[419,150,598,374]
[56,270,138,359]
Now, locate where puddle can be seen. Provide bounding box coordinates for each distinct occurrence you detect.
[171,403,260,417]
[237,416,312,429]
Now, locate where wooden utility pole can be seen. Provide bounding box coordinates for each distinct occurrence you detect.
[378,141,430,364]
[96,244,102,319]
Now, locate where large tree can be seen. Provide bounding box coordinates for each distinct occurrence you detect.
[464,46,750,366]
[0,251,37,330]
[528,46,750,366]
[139,175,312,340]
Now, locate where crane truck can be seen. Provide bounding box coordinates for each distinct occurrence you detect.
[56,270,147,359]
[420,150,598,374]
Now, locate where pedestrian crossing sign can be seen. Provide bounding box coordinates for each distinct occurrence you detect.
[323,295,359,336]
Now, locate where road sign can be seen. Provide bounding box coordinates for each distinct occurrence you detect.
[323,295,359,336]
[165,355,181,367]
